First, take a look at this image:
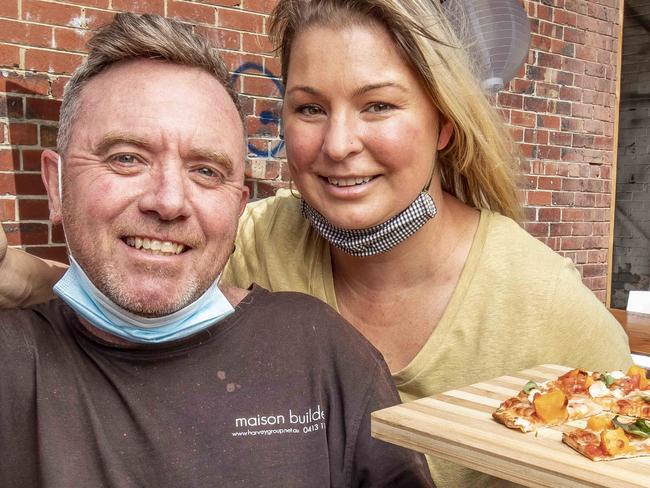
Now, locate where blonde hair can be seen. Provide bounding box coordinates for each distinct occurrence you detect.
[57,13,241,155]
[269,0,522,221]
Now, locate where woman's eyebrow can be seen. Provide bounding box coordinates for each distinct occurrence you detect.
[286,82,408,98]
[351,82,407,97]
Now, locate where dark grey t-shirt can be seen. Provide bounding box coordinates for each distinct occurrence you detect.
[0,286,433,488]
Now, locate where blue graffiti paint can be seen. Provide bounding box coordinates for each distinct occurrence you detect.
[230,63,285,158]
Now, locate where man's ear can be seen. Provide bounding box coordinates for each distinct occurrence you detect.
[41,149,62,224]
[238,182,250,217]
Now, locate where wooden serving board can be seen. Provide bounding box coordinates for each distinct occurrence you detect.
[371,364,650,488]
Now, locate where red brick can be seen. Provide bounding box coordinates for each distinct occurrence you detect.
[0,0,18,17]
[51,77,70,98]
[539,21,563,39]
[0,95,24,118]
[23,0,82,27]
[0,72,49,96]
[527,191,552,205]
[524,96,548,112]
[26,98,61,121]
[241,75,282,98]
[40,125,58,148]
[242,32,273,54]
[524,222,549,237]
[52,223,65,243]
[167,1,216,24]
[195,26,240,50]
[18,198,49,220]
[537,145,561,160]
[550,131,571,146]
[0,198,16,221]
[26,245,68,263]
[83,9,116,29]
[562,208,586,221]
[537,114,561,130]
[219,8,264,33]
[539,208,561,221]
[574,193,596,207]
[8,123,38,145]
[536,83,560,99]
[22,149,42,171]
[524,129,549,145]
[15,173,46,195]
[62,0,108,7]
[530,34,551,52]
[559,85,581,101]
[0,149,20,171]
[564,27,586,44]
[0,44,20,68]
[554,9,578,26]
[497,92,523,109]
[552,191,575,206]
[511,110,536,128]
[538,176,562,190]
[54,27,92,53]
[537,52,562,69]
[220,51,264,73]
[244,0,275,13]
[112,0,165,14]
[3,222,49,245]
[25,49,84,74]
[0,19,52,49]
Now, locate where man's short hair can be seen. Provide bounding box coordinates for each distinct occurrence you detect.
[57,13,242,155]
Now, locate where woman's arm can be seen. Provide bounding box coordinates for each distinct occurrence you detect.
[0,226,67,308]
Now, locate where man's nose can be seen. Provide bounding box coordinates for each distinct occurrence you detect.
[321,114,363,162]
[138,163,192,221]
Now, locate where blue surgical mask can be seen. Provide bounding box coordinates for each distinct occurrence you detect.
[53,156,235,344]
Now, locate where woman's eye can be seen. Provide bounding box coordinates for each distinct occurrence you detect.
[298,105,324,116]
[366,102,393,114]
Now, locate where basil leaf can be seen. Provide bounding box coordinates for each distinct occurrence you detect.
[523,381,538,394]
[635,418,650,434]
[613,416,650,438]
[602,374,616,387]
[643,396,650,404]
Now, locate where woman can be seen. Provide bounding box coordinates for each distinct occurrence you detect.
[0,1,632,486]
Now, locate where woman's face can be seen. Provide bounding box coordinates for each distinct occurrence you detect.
[282,23,452,230]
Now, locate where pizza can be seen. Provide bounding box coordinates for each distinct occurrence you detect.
[492,365,650,461]
[563,414,650,461]
[493,366,650,430]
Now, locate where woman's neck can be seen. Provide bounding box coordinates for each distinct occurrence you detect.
[330,192,480,295]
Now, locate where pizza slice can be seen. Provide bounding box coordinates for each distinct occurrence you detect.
[493,369,604,432]
[563,414,650,461]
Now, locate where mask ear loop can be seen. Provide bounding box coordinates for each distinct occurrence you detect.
[57,155,71,251]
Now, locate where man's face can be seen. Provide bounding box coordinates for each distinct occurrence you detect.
[44,59,248,316]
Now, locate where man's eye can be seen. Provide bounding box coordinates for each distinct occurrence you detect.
[108,154,144,174]
[115,154,138,165]
[197,167,217,178]
[298,105,324,116]
[193,166,224,185]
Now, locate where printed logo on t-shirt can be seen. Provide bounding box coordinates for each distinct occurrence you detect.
[231,404,325,438]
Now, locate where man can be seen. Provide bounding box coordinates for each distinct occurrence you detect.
[0,13,432,488]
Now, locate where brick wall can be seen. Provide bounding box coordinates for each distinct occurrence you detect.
[0,0,621,302]
[611,0,650,308]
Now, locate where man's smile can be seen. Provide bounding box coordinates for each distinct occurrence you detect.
[123,236,187,256]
